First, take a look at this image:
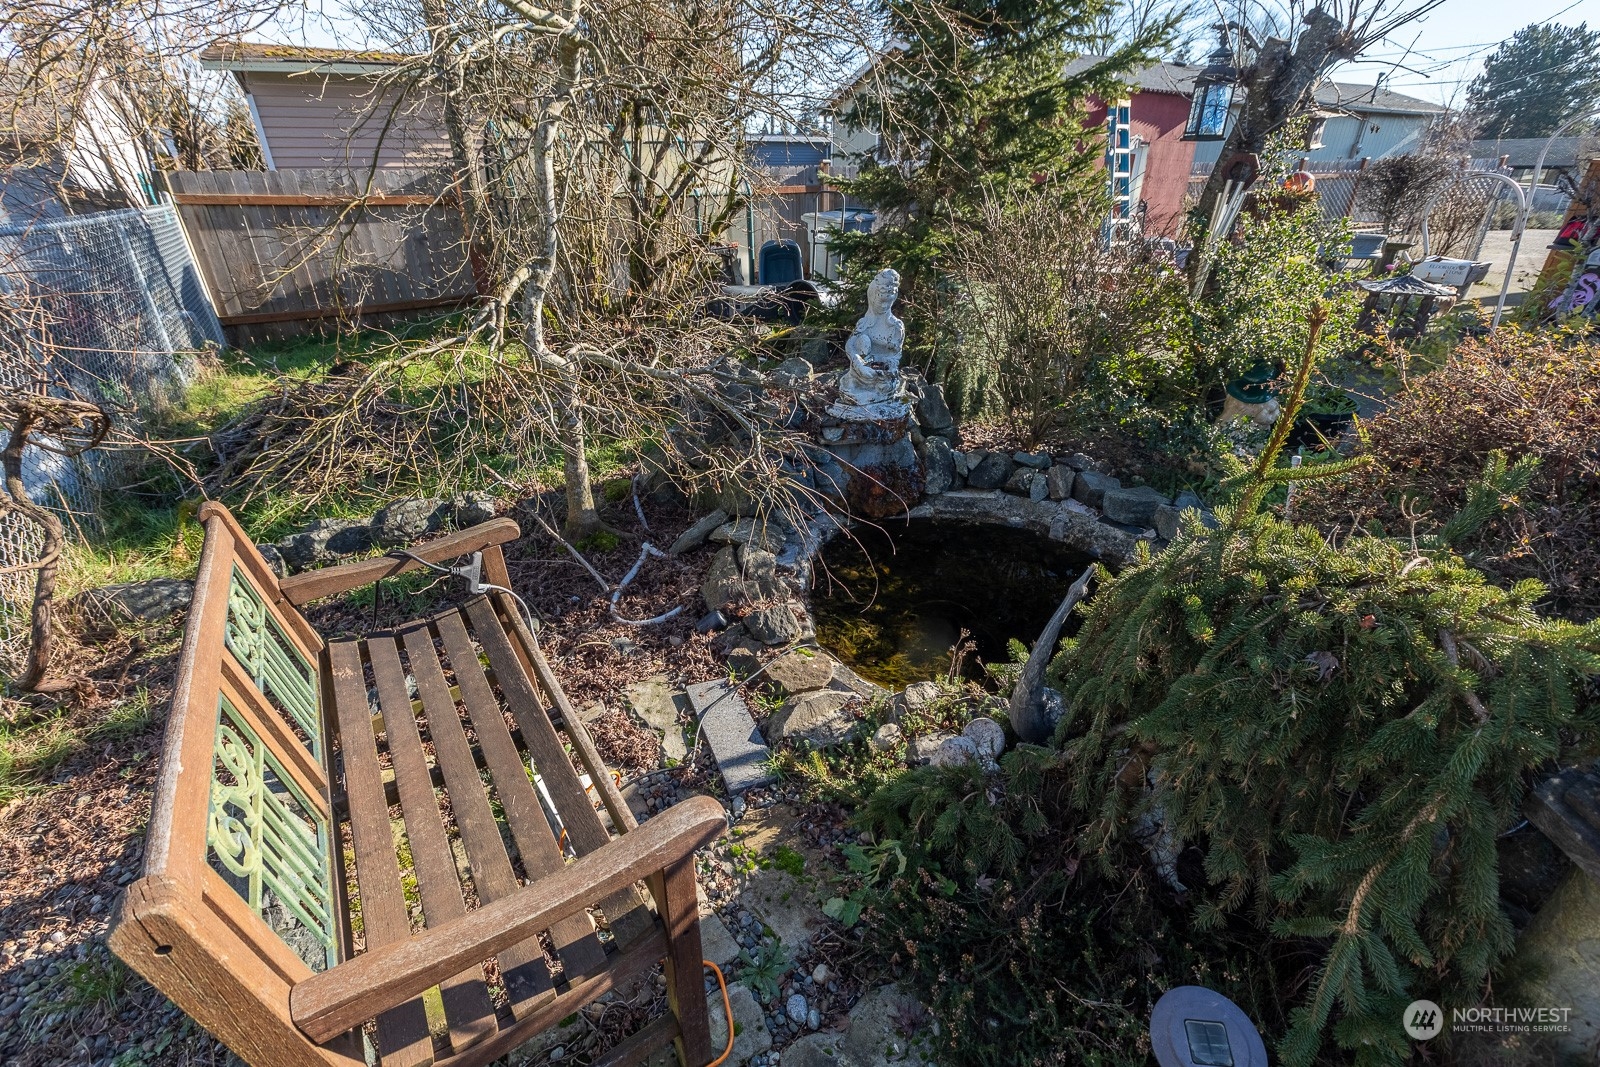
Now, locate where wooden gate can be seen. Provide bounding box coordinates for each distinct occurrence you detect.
[164,168,477,345]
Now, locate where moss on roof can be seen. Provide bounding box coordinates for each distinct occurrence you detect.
[199,42,410,67]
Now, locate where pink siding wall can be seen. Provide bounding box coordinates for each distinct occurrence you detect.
[242,71,452,171]
[1087,91,1197,238]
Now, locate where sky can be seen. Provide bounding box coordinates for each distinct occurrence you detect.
[1332,0,1600,105]
[273,0,1600,110]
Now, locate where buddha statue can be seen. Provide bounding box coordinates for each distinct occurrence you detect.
[836,268,906,410]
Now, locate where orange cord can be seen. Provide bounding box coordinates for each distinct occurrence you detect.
[703,960,734,1067]
[557,772,625,854]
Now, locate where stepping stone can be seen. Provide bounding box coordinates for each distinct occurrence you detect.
[686,680,777,793]
[626,675,689,761]
[697,885,741,968]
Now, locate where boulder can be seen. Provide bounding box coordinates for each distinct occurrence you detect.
[923,436,956,495]
[712,516,788,552]
[962,716,1006,760]
[769,356,814,386]
[930,735,979,767]
[1048,506,1141,564]
[767,690,859,747]
[255,544,288,579]
[737,547,781,584]
[670,509,730,556]
[907,730,954,764]
[725,639,765,678]
[965,452,1014,491]
[914,381,955,434]
[1071,470,1121,509]
[71,578,194,632]
[871,723,904,752]
[279,518,371,567]
[891,680,941,721]
[1046,464,1075,501]
[745,603,802,646]
[764,649,837,693]
[1028,471,1049,502]
[700,545,783,612]
[371,497,443,545]
[1012,451,1052,469]
[1101,485,1169,528]
[1003,467,1035,495]
[1153,504,1184,541]
[951,450,972,477]
[448,491,497,527]
[1175,489,1206,512]
[1062,452,1094,471]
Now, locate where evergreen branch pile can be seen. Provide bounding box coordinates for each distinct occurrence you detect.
[854,308,1600,1066]
[1050,473,1600,1064]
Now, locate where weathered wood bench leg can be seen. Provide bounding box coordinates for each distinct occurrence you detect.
[659,857,714,1067]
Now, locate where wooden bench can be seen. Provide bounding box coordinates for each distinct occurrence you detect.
[109,503,725,1067]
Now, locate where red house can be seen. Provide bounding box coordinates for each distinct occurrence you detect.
[1072,59,1201,238]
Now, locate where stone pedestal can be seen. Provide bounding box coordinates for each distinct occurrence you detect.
[814,403,924,519]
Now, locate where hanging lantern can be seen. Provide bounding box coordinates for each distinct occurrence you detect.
[1183,33,1238,142]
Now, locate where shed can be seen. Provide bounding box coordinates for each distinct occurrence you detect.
[200,43,451,172]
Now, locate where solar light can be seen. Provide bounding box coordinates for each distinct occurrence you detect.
[1151,986,1268,1067]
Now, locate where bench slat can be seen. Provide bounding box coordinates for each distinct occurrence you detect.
[400,621,566,1016]
[461,600,653,953]
[433,611,610,986]
[328,641,435,1067]
[366,635,499,1054]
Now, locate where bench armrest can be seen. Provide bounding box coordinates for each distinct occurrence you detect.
[277,518,522,605]
[290,794,726,1043]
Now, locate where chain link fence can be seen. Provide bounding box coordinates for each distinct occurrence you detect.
[0,201,224,671]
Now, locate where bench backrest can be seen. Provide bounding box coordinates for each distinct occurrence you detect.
[109,502,361,1066]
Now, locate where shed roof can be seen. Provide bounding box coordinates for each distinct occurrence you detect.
[199,42,411,75]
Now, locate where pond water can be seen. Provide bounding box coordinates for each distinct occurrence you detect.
[811,519,1095,688]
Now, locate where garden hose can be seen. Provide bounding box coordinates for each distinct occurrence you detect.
[704,960,734,1067]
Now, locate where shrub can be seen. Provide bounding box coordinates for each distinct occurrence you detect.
[856,753,1281,1067]
[1296,330,1600,621]
[942,186,1190,442]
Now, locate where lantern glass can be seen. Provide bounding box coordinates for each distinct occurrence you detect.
[1185,80,1233,141]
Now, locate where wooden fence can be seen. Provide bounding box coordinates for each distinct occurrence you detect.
[164,168,477,345]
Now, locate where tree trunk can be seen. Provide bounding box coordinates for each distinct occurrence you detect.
[1193,9,1347,227]
[511,3,600,540]
[557,371,602,540]
[1,398,106,693]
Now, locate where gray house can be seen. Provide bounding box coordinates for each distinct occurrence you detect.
[1171,70,1449,166]
[199,43,451,171]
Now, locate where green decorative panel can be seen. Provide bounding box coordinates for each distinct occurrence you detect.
[225,566,320,756]
[208,697,338,971]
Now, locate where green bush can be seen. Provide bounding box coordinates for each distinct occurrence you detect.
[1053,483,1599,1065]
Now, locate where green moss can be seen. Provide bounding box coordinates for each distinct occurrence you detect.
[576,530,620,553]
[770,844,806,878]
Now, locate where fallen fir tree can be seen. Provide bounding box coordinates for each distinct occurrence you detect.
[856,307,1600,1066]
